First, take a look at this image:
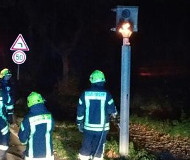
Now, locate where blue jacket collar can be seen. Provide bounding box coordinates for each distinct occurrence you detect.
[29,103,48,114]
[91,82,105,90]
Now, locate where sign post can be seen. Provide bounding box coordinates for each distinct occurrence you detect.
[10,34,29,80]
[17,64,20,81]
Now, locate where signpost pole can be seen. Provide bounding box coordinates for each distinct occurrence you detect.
[17,64,20,80]
[118,24,133,158]
[120,42,131,157]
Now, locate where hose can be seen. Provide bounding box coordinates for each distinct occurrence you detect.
[92,113,120,160]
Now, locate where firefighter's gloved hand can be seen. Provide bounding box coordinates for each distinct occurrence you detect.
[111,112,118,119]
[78,123,84,133]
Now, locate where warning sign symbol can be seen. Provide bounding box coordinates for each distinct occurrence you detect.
[10,34,29,51]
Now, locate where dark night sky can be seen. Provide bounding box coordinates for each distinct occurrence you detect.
[0,0,190,91]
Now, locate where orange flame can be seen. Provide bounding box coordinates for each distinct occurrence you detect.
[119,22,132,38]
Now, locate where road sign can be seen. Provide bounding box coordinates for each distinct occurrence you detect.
[12,50,26,64]
[10,34,29,51]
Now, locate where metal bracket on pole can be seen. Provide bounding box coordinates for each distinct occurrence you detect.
[123,37,130,46]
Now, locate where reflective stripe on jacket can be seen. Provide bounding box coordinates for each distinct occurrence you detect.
[0,117,9,149]
[0,92,9,149]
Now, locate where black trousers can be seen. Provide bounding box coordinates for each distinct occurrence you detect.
[80,130,108,158]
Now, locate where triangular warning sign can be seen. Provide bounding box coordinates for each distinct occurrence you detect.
[10,34,29,51]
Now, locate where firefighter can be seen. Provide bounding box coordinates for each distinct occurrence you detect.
[77,70,118,160]
[0,68,14,159]
[0,68,14,125]
[18,92,55,160]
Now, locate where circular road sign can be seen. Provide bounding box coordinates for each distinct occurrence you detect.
[12,50,26,64]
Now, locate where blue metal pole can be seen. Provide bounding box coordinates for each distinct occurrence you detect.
[119,42,131,157]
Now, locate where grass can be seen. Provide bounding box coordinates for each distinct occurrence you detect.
[53,121,82,160]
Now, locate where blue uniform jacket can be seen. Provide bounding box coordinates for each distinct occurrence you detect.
[18,104,54,158]
[0,91,8,121]
[77,83,117,132]
[1,80,14,122]
[0,92,9,149]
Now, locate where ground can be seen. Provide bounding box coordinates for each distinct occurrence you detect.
[130,123,190,160]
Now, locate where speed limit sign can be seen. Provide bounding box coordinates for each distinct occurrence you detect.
[12,50,26,64]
